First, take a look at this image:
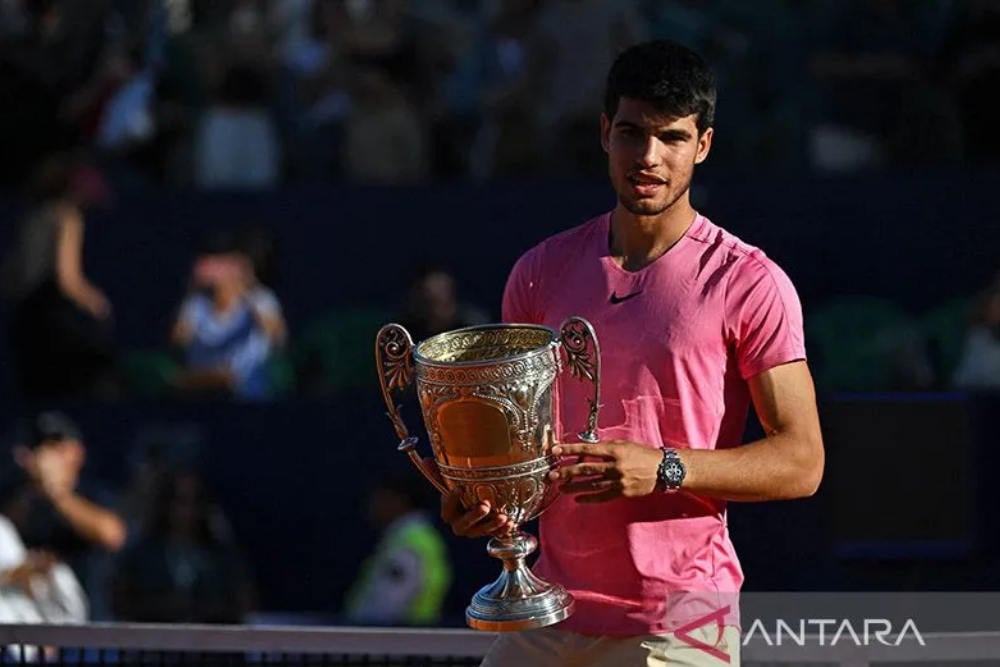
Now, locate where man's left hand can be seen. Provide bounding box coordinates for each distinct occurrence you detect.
[550,441,662,502]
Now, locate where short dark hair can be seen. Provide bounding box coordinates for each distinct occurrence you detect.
[604,40,717,134]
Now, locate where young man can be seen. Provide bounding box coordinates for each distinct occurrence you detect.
[442,40,824,666]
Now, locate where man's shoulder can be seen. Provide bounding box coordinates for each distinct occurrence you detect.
[688,214,790,282]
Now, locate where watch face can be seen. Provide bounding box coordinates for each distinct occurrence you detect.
[663,460,685,484]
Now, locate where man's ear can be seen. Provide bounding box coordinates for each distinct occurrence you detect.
[694,127,713,164]
[600,113,611,154]
[13,445,33,470]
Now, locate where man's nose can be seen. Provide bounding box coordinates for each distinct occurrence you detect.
[636,136,659,167]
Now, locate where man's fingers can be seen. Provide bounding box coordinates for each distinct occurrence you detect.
[440,489,466,523]
[553,443,615,459]
[462,514,514,538]
[440,488,516,538]
[454,507,510,537]
[550,462,615,481]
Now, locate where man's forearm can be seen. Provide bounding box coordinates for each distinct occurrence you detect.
[677,431,824,502]
[49,492,127,552]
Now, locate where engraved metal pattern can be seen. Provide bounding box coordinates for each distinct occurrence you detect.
[375,324,415,442]
[437,457,553,481]
[374,320,601,631]
[559,316,602,443]
[439,458,555,524]
[417,326,555,364]
[416,351,556,386]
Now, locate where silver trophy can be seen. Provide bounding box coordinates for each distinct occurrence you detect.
[375,318,601,631]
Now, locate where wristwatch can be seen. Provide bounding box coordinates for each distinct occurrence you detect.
[657,447,686,492]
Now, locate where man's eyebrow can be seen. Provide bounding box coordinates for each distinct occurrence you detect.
[658,128,693,140]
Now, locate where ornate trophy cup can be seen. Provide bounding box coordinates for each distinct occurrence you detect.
[375,319,601,631]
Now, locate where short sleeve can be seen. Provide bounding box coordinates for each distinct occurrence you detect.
[501,244,545,325]
[247,288,282,318]
[725,255,806,379]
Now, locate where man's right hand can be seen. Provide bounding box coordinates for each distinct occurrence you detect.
[440,489,515,538]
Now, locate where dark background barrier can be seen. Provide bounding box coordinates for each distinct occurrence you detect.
[2,391,995,623]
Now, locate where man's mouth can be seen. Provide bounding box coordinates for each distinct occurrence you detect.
[628,173,667,196]
[628,172,667,185]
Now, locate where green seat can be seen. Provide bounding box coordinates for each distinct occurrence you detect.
[806,296,920,392]
[120,349,180,399]
[265,348,297,398]
[293,307,393,394]
[918,297,974,385]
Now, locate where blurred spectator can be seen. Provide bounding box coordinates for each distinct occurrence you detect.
[808,0,960,170]
[465,0,551,179]
[343,472,451,626]
[0,412,126,591]
[0,0,111,188]
[170,231,287,400]
[953,273,1000,389]
[118,422,207,542]
[397,263,490,343]
[193,64,281,189]
[112,469,255,623]
[0,154,117,401]
[342,58,429,184]
[0,514,87,624]
[536,0,646,175]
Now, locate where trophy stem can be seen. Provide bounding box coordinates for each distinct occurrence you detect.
[465,531,574,632]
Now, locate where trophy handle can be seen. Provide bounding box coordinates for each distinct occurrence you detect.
[375,324,448,494]
[558,316,601,443]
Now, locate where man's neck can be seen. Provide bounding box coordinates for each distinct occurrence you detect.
[609,200,697,272]
[212,287,242,313]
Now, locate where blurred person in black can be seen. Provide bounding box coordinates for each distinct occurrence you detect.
[397,263,489,344]
[0,411,126,581]
[112,468,255,624]
[1,153,117,401]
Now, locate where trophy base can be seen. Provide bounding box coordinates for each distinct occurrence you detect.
[465,532,575,632]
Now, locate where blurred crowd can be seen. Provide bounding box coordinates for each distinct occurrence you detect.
[0,411,255,624]
[0,409,452,628]
[1,0,998,195]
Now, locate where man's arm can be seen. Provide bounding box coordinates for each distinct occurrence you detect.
[47,491,127,552]
[23,445,127,552]
[674,360,824,501]
[553,361,824,502]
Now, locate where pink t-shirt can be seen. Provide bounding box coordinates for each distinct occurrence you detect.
[501,211,806,636]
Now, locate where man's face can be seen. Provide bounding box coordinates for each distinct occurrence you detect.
[192,253,248,290]
[601,97,712,217]
[37,437,86,474]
